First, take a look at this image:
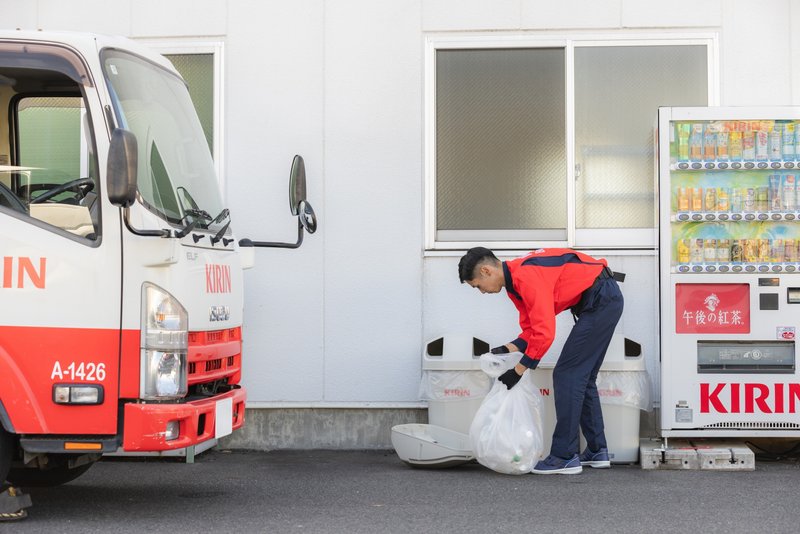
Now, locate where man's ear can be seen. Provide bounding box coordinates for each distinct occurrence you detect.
[478,264,492,277]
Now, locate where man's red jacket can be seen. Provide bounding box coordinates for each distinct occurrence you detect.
[503,248,608,368]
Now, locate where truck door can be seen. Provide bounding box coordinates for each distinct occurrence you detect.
[0,44,122,437]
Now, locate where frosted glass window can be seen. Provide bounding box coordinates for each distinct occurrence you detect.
[165,53,214,155]
[574,46,707,229]
[436,48,566,241]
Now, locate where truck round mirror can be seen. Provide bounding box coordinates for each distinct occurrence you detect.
[289,155,306,216]
[298,200,317,234]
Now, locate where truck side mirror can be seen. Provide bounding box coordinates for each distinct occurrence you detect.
[107,128,138,208]
[238,154,318,249]
[289,155,317,234]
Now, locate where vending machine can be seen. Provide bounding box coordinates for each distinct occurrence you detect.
[659,106,800,438]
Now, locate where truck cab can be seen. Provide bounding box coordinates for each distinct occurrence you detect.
[0,31,268,486]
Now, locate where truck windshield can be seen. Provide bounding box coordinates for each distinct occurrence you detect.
[101,49,225,233]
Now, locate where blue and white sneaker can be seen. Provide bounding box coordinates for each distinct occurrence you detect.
[531,454,582,475]
[579,447,611,468]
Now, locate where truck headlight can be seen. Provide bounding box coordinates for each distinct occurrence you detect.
[141,283,188,400]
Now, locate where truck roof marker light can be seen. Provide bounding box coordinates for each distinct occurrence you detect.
[53,385,104,405]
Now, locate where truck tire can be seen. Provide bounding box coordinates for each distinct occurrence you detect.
[0,429,12,486]
[6,456,95,488]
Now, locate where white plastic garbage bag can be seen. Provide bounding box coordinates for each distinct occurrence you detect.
[470,354,544,475]
[596,370,652,411]
[418,370,492,401]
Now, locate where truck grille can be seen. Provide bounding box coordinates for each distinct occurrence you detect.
[187,327,242,385]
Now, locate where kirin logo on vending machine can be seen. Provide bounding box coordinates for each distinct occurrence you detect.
[675,283,750,334]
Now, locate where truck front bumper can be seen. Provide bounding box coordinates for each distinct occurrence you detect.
[122,386,246,451]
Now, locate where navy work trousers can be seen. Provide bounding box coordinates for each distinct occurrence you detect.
[550,276,624,460]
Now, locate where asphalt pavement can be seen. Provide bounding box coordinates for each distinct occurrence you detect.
[7,448,800,533]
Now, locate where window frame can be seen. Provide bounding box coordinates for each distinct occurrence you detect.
[424,31,719,252]
[135,38,226,200]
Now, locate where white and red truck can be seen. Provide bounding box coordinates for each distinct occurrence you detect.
[0,31,315,488]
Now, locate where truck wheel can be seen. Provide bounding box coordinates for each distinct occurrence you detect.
[6,456,95,488]
[0,429,12,486]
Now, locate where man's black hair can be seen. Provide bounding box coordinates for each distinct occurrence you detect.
[458,247,499,283]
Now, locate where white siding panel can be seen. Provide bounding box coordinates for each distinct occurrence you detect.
[131,0,227,37]
[521,0,622,30]
[226,0,326,402]
[37,0,132,35]
[621,0,723,28]
[721,0,793,106]
[324,0,423,401]
[422,0,521,31]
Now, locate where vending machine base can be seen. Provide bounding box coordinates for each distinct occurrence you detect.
[639,437,754,471]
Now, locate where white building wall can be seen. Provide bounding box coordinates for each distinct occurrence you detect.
[3,0,800,412]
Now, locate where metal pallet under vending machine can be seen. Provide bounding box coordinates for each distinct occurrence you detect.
[659,106,800,438]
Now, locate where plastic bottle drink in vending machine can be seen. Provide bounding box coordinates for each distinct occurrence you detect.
[691,238,704,263]
[704,239,717,262]
[744,239,758,263]
[717,188,729,212]
[783,122,796,161]
[731,240,743,262]
[689,123,703,161]
[717,239,731,262]
[692,187,704,211]
[759,239,771,262]
[705,187,716,212]
[745,188,756,211]
[769,175,783,211]
[717,123,729,161]
[773,239,785,263]
[743,126,756,161]
[756,126,769,162]
[770,123,783,161]
[677,239,690,263]
[757,187,769,212]
[677,187,689,211]
[729,125,743,161]
[704,123,717,160]
[783,175,796,211]
[785,239,796,262]
[677,123,690,162]
[732,188,743,212]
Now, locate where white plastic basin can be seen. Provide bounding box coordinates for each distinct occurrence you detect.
[391,423,474,468]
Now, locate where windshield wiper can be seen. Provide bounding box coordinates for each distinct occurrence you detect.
[175,208,212,238]
[209,209,232,246]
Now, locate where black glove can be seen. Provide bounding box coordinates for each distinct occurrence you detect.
[490,345,509,354]
[498,368,522,390]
